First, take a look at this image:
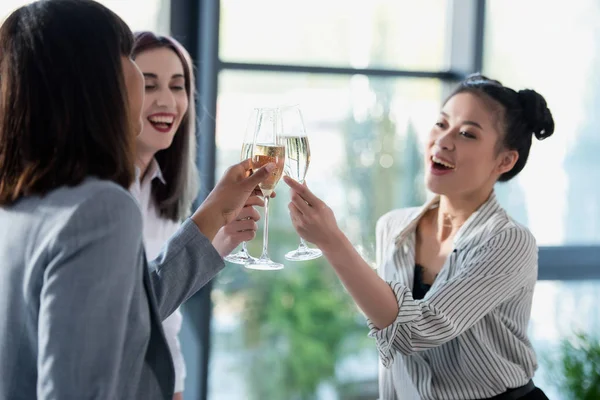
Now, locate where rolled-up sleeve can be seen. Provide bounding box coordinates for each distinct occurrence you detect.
[368,228,537,368]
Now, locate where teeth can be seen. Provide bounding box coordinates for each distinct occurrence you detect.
[148,116,174,124]
[432,155,455,169]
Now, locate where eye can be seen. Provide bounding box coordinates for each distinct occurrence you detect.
[460,131,476,139]
[435,121,445,128]
[171,86,185,92]
[144,84,157,91]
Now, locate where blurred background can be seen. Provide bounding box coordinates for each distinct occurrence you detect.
[3,1,599,399]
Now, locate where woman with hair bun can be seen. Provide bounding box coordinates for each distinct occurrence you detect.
[284,74,553,399]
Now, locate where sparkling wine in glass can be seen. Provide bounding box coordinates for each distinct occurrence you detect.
[245,108,286,270]
[223,110,260,265]
[281,105,322,261]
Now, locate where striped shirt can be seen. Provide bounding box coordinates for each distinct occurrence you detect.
[369,192,538,400]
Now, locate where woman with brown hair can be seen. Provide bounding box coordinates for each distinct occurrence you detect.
[130,32,262,399]
[0,1,272,399]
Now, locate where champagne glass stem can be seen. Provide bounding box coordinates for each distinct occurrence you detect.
[240,241,249,254]
[260,195,271,259]
[298,237,309,250]
[296,179,306,249]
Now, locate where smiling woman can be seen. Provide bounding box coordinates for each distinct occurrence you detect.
[130,33,197,400]
[283,74,554,399]
[129,32,264,400]
[131,32,197,222]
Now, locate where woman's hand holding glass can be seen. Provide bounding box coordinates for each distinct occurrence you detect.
[283,175,344,254]
[191,158,274,242]
[212,195,264,257]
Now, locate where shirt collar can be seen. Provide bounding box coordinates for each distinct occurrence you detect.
[146,158,166,185]
[394,191,501,250]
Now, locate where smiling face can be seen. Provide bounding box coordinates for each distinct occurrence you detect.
[134,47,189,157]
[425,92,519,198]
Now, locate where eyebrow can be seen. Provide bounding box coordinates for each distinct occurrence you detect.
[440,111,483,130]
[143,73,185,80]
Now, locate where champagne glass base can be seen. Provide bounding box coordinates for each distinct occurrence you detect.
[224,251,255,265]
[285,247,323,261]
[245,257,284,271]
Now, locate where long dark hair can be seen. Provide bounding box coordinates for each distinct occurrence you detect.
[447,73,555,182]
[132,32,198,222]
[0,0,136,205]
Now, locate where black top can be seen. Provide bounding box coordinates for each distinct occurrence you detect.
[413,263,432,300]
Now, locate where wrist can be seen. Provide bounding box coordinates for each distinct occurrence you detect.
[191,205,226,242]
[319,228,349,255]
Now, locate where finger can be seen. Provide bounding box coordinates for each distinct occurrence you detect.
[237,206,261,222]
[235,230,257,242]
[242,163,276,191]
[251,187,275,199]
[288,202,304,226]
[224,219,258,234]
[225,158,254,180]
[282,176,321,207]
[244,195,264,208]
[238,158,253,174]
[290,191,312,215]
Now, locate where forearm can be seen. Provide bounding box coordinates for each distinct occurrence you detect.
[321,233,399,329]
[149,219,225,319]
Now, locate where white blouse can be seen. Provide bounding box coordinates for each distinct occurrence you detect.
[371,192,538,400]
[130,159,186,393]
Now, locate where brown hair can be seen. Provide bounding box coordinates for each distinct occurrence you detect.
[0,0,134,205]
[0,0,137,205]
[132,31,199,221]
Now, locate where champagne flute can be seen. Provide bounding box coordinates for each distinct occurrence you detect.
[281,105,323,261]
[223,109,261,264]
[245,107,286,270]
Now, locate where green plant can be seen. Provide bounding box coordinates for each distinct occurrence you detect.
[545,332,600,399]
[242,260,368,400]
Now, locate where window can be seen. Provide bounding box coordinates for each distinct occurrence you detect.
[485,1,600,398]
[219,0,449,71]
[1,0,169,34]
[485,0,600,246]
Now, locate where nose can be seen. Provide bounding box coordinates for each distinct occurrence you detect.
[435,129,456,151]
[155,86,176,108]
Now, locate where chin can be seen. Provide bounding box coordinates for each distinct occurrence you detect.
[425,175,455,196]
[153,138,174,153]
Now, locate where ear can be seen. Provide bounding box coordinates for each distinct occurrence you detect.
[496,149,519,175]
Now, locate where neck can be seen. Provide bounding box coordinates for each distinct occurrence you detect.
[135,151,155,181]
[435,188,493,242]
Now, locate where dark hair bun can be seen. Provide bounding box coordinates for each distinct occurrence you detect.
[517,89,554,140]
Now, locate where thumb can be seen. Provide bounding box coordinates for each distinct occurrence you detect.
[241,162,275,190]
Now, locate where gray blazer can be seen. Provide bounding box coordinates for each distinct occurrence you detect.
[0,178,225,399]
